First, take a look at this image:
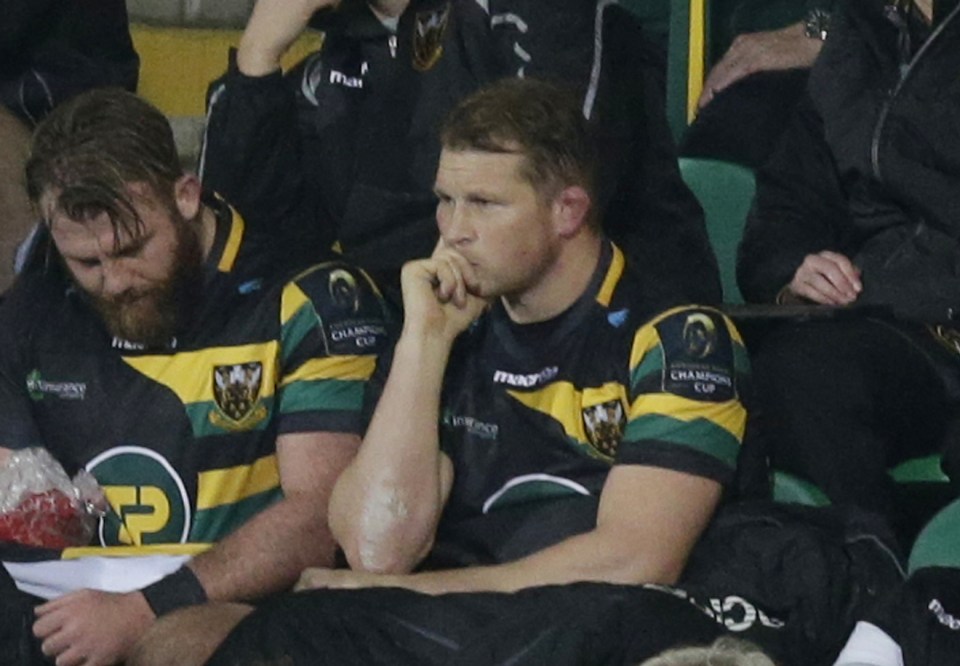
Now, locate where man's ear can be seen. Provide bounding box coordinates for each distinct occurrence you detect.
[552,185,592,238]
[173,174,202,221]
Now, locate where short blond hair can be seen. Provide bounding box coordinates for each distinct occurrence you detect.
[638,637,777,666]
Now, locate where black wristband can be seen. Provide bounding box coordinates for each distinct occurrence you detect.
[140,566,208,617]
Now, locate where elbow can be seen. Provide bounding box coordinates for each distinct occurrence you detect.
[333,493,435,574]
[339,534,432,575]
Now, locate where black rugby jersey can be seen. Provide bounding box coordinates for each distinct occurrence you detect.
[0,198,391,552]
[437,242,748,522]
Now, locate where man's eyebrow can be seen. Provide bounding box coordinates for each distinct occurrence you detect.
[112,231,150,257]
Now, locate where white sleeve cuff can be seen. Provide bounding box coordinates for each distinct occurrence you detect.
[832,621,904,666]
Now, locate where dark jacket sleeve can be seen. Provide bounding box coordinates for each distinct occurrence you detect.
[0,0,138,123]
[736,92,856,303]
[593,6,721,305]
[0,0,58,56]
[200,53,331,264]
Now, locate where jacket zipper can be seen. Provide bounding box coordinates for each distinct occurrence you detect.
[871,2,960,181]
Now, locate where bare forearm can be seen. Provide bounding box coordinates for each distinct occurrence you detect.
[330,333,453,573]
[237,0,325,76]
[400,526,685,595]
[187,492,336,601]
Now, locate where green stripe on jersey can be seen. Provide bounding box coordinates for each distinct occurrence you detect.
[630,347,664,389]
[279,378,365,414]
[191,487,282,542]
[625,414,740,468]
[281,302,320,365]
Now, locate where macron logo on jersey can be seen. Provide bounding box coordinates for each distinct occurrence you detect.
[492,366,559,388]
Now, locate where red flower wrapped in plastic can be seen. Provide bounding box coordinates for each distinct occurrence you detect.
[0,448,106,549]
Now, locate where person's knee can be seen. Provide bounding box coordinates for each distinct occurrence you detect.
[128,602,254,666]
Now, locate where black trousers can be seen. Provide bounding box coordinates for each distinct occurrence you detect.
[208,583,737,666]
[750,318,960,532]
[0,565,49,665]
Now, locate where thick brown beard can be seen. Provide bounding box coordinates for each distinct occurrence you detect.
[90,216,204,347]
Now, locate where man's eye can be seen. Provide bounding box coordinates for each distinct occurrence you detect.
[75,258,101,269]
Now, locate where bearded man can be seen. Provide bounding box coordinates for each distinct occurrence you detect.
[0,88,391,666]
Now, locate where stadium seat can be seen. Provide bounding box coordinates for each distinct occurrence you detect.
[771,470,830,507]
[908,496,960,573]
[678,157,754,304]
[890,454,950,484]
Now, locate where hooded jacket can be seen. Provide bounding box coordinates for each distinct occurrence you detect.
[738,0,960,323]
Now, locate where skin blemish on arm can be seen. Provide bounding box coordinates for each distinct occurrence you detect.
[356,490,412,572]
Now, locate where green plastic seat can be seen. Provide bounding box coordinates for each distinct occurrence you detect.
[889,454,950,484]
[678,157,755,304]
[909,497,960,573]
[771,470,830,507]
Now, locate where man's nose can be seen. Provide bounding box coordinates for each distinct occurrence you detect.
[443,204,475,247]
[100,261,133,298]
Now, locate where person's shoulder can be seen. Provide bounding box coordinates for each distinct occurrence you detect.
[634,304,743,357]
[606,248,709,326]
[627,304,746,394]
[279,261,394,355]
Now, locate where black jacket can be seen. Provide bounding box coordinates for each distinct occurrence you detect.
[201,0,720,306]
[0,0,138,124]
[737,0,960,323]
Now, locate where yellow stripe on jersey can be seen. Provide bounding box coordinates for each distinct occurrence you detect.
[507,381,629,448]
[122,342,280,405]
[630,392,747,441]
[196,454,280,510]
[280,281,312,327]
[629,321,663,371]
[279,355,377,388]
[61,543,212,559]
[217,207,245,272]
[595,244,626,307]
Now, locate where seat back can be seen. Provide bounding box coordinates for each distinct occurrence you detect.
[909,496,960,573]
[678,157,755,304]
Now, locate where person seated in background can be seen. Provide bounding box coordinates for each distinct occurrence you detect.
[0,0,138,291]
[134,76,750,666]
[834,566,960,666]
[0,88,390,666]
[681,0,835,168]
[736,0,960,543]
[201,0,721,308]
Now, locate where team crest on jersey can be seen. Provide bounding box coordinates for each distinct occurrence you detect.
[582,399,625,458]
[413,4,450,71]
[210,362,268,431]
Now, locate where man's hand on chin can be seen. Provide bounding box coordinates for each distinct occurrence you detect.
[400,245,488,343]
[33,589,155,666]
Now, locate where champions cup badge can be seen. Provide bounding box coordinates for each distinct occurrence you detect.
[328,268,360,314]
[211,362,268,430]
[930,324,960,356]
[413,4,451,71]
[582,400,625,458]
[682,312,717,359]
